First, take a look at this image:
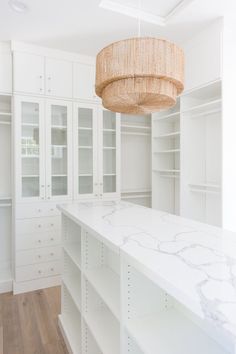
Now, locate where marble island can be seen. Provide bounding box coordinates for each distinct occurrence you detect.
[58,201,236,354]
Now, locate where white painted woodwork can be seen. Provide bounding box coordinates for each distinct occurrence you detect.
[0,50,12,94]
[13,52,45,95]
[45,58,73,98]
[73,62,97,101]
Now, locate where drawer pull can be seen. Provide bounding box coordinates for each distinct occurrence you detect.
[38,239,42,243]
[50,224,54,227]
[38,270,42,274]
[38,209,42,212]
[50,253,54,256]
[50,237,54,241]
[37,255,41,258]
[50,268,54,272]
[38,224,42,228]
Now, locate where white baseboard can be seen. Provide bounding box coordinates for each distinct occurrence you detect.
[13,275,61,294]
[0,279,13,294]
[58,315,74,354]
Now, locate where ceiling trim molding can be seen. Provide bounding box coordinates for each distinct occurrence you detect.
[99,0,195,26]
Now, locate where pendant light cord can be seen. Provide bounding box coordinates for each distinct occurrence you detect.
[138,0,141,37]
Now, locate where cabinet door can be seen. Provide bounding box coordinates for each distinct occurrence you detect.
[45,58,73,98]
[0,52,12,94]
[73,62,98,101]
[45,100,73,200]
[13,52,44,95]
[74,103,98,199]
[99,109,120,198]
[14,96,45,201]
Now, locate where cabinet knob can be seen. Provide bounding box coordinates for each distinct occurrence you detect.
[50,253,54,256]
[38,270,42,274]
[100,194,103,197]
[50,237,54,241]
[50,268,54,272]
[38,255,41,258]
[41,197,44,200]
[38,209,42,212]
[48,77,51,80]
[39,75,43,79]
[40,88,43,91]
[48,89,51,93]
[38,224,41,228]
[50,223,54,227]
[47,197,50,200]
[50,208,54,212]
[95,194,98,197]
[38,239,42,243]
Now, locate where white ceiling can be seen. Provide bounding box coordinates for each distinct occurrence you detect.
[0,0,232,56]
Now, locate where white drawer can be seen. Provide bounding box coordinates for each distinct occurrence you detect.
[16,261,61,282]
[15,216,60,235]
[16,246,61,266]
[15,203,60,219]
[16,231,61,251]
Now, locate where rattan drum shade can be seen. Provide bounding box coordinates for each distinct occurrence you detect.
[95,37,184,114]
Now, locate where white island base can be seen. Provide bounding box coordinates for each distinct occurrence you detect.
[58,201,236,354]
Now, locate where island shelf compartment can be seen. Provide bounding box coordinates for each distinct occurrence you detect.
[121,259,231,354]
[82,230,120,320]
[59,283,82,354]
[82,277,120,354]
[62,214,81,269]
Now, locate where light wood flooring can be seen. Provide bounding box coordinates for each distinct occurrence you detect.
[0,286,68,354]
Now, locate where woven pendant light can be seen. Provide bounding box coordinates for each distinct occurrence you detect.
[95,37,184,114]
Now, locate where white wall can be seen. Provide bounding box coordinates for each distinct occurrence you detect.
[222,16,236,232]
[183,19,223,92]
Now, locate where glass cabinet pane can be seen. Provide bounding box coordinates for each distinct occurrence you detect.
[103,110,117,193]
[78,107,94,195]
[51,105,68,196]
[21,102,40,198]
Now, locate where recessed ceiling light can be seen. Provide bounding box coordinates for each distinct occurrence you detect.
[9,0,28,13]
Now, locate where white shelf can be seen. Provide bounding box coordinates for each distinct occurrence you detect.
[22,123,39,127]
[104,173,116,176]
[64,244,81,270]
[154,149,180,154]
[122,131,150,136]
[78,174,93,177]
[182,98,221,114]
[154,111,180,121]
[0,121,11,125]
[59,313,81,354]
[51,125,67,129]
[85,266,120,320]
[121,189,151,194]
[153,131,180,139]
[103,128,116,132]
[153,169,180,173]
[122,194,151,200]
[78,146,93,149]
[22,155,39,158]
[62,279,81,313]
[22,175,39,178]
[103,146,116,150]
[127,308,227,354]
[52,145,67,148]
[189,182,221,189]
[121,124,151,131]
[84,307,120,354]
[52,174,67,177]
[0,112,11,116]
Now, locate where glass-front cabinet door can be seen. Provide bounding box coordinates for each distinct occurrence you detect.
[15,96,45,201]
[100,109,120,198]
[46,100,73,200]
[74,103,98,198]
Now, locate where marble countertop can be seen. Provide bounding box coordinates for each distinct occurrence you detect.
[59,200,236,346]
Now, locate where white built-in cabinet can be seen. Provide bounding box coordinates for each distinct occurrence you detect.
[13,52,73,98]
[14,95,73,201]
[73,62,98,101]
[73,103,120,200]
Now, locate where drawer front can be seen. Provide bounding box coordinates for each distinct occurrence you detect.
[16,246,61,266]
[15,203,60,219]
[16,261,61,282]
[16,216,60,235]
[16,231,61,251]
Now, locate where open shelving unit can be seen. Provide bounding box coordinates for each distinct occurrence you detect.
[60,213,232,354]
[121,114,152,207]
[122,260,229,354]
[181,80,222,226]
[0,94,12,293]
[152,98,180,214]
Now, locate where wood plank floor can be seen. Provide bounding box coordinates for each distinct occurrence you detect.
[0,286,68,354]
